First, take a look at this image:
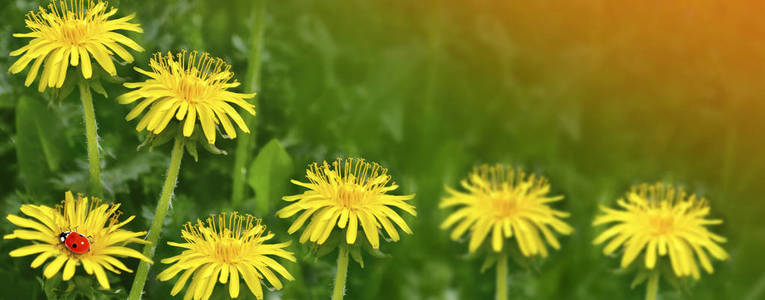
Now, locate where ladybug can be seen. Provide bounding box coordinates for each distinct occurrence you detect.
[59,231,91,254]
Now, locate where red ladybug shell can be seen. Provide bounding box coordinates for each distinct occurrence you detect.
[59,231,91,254]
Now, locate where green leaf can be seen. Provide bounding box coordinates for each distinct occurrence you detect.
[631,271,649,289]
[54,75,79,102]
[15,96,68,198]
[480,255,497,273]
[201,140,227,155]
[314,237,340,259]
[350,246,364,268]
[150,129,175,150]
[42,274,63,300]
[361,239,389,259]
[247,138,293,215]
[185,140,199,162]
[89,79,108,98]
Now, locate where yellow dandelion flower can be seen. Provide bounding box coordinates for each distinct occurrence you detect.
[440,164,573,256]
[158,212,295,300]
[118,50,256,145]
[276,158,416,249]
[4,191,151,289]
[593,183,729,279]
[9,0,144,92]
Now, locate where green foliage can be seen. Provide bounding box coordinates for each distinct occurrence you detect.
[41,274,126,300]
[15,96,69,200]
[247,138,293,215]
[1,0,764,299]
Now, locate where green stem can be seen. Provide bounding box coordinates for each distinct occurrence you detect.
[332,244,350,300]
[496,253,508,300]
[231,0,266,206]
[646,271,660,300]
[78,81,102,197]
[127,137,184,300]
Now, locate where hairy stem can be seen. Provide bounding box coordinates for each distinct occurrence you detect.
[332,244,350,300]
[79,81,102,197]
[127,137,184,300]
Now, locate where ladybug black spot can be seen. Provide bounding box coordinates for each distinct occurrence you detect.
[71,243,77,248]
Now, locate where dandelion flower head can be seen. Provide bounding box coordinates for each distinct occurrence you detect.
[593,183,729,279]
[158,212,295,300]
[440,164,573,256]
[118,50,256,145]
[9,0,144,91]
[4,191,151,289]
[276,158,417,249]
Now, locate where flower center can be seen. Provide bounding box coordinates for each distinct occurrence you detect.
[59,20,91,45]
[489,193,518,219]
[213,236,242,264]
[175,77,207,103]
[337,183,365,209]
[648,215,675,236]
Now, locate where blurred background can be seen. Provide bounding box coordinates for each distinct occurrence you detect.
[1,0,764,299]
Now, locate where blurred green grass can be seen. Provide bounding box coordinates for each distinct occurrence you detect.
[1,0,764,299]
